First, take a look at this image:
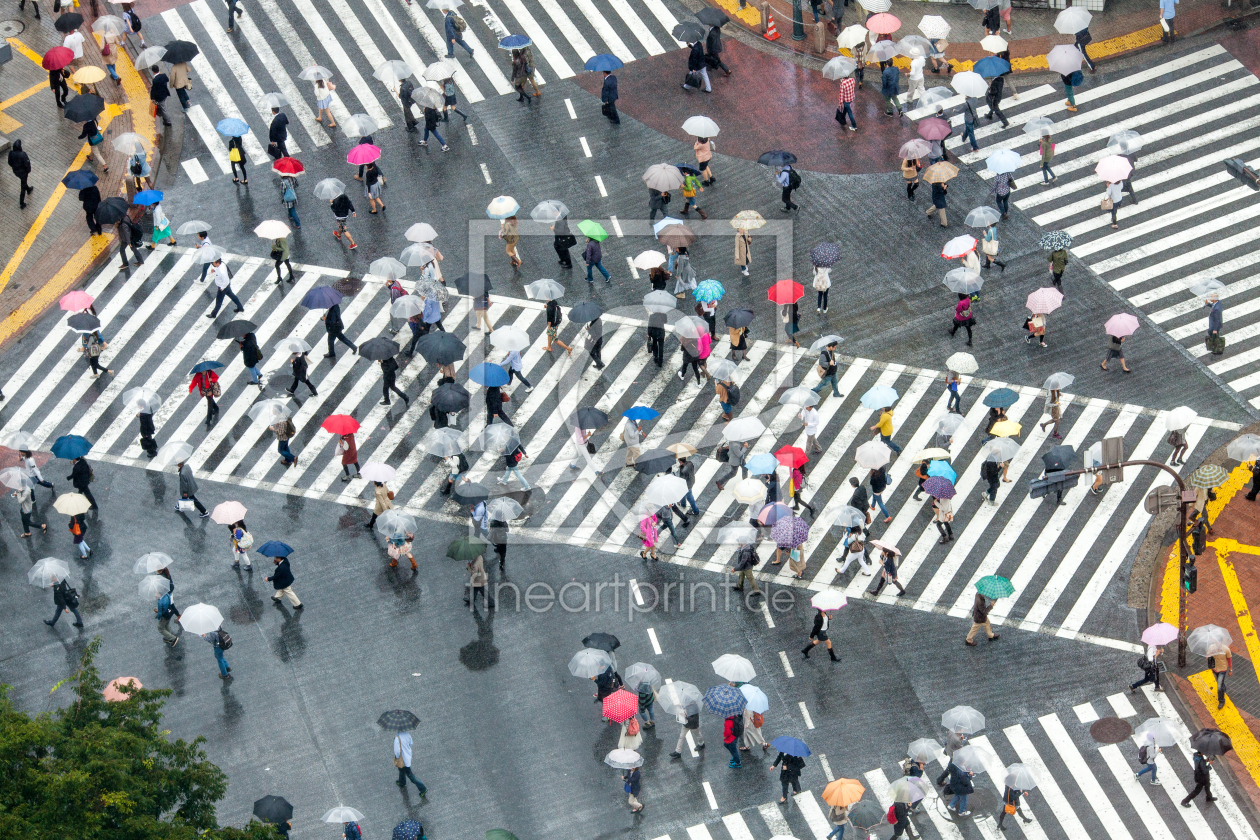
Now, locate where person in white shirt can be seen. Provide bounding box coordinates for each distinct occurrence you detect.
[392,732,427,795]
[20,449,54,490]
[206,259,243,318]
[907,55,926,105]
[501,349,532,391]
[801,406,822,454]
[62,30,85,64]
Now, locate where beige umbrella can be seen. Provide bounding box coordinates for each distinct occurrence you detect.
[53,493,92,516]
[837,24,869,50]
[922,162,960,184]
[730,210,766,230]
[945,351,978,374]
[642,163,684,191]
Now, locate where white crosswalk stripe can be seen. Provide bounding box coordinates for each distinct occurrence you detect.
[940,45,1260,408]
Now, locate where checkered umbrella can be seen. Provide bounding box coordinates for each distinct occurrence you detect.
[1026,286,1065,315]
[771,514,810,548]
[602,689,640,723]
[810,242,842,267]
[702,684,747,717]
[1189,464,1229,489]
[975,575,1014,599]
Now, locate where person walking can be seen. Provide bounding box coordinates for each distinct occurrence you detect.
[949,294,974,345]
[674,456,701,515]
[44,575,84,628]
[272,414,297,467]
[600,69,620,124]
[714,375,739,422]
[276,176,300,230]
[990,177,1014,229]
[79,329,111,377]
[996,786,1032,830]
[1130,645,1164,693]
[229,521,252,570]
[732,223,752,278]
[965,592,998,645]
[169,60,193,110]
[777,164,800,212]
[811,339,842,398]
[286,351,317,397]
[870,407,902,456]
[622,419,644,467]
[363,161,386,214]
[206,259,244,318]
[1075,26,1095,72]
[420,106,449,151]
[19,0,41,20]
[869,466,892,522]
[312,78,337,127]
[715,440,748,490]
[68,455,97,511]
[322,302,357,358]
[934,493,955,545]
[13,483,45,537]
[771,750,804,801]
[544,297,571,354]
[789,464,815,519]
[1101,334,1131,373]
[154,588,180,646]
[1103,180,1123,229]
[647,187,669,223]
[623,766,643,812]
[366,481,394,529]
[682,40,711,92]
[801,405,823,455]
[706,23,730,76]
[1039,134,1057,183]
[902,156,922,201]
[269,107,290,158]
[500,443,529,489]
[946,762,975,816]
[266,554,302,608]
[1247,459,1260,501]
[338,433,360,481]
[984,75,1009,128]
[499,215,522,267]
[176,459,209,518]
[116,210,145,269]
[1049,246,1068,289]
[1211,646,1233,709]
[329,193,358,248]
[802,608,840,661]
[1182,752,1216,806]
[836,73,857,132]
[679,170,707,219]
[926,180,949,227]
[485,385,512,426]
[637,511,660,560]
[203,629,231,679]
[510,50,533,104]
[958,97,979,152]
[890,801,917,838]
[1061,70,1080,113]
[464,551,492,608]
[812,262,831,313]
[982,3,1000,35]
[881,60,902,118]
[981,457,1002,506]
[1038,389,1062,438]
[398,77,418,131]
[1160,0,1178,43]
[944,371,962,413]
[393,731,428,796]
[194,369,220,426]
[678,339,704,385]
[442,7,474,57]
[669,702,704,759]
[729,540,761,594]
[50,65,70,109]
[827,804,851,840]
[78,181,102,235]
[1133,733,1161,785]
[552,219,575,269]
[8,140,34,209]
[906,53,926,107]
[720,714,743,768]
[694,136,715,184]
[380,356,410,407]
[584,235,610,284]
[474,291,493,332]
[872,545,905,596]
[1206,295,1224,355]
[1026,311,1047,346]
[269,236,295,285]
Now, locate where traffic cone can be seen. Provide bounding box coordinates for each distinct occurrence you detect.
[764,12,780,41]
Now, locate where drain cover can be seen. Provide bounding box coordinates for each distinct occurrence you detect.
[333,276,364,296]
[1090,716,1133,744]
[0,20,26,37]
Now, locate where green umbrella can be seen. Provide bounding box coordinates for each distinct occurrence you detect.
[447,536,490,562]
[578,219,608,241]
[486,832,519,840]
[975,575,1014,599]
[1189,464,1228,489]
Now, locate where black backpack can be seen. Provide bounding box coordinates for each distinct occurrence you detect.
[217,629,233,650]
[731,715,744,738]
[787,169,802,189]
[725,382,740,405]
[1137,744,1149,764]
[130,158,144,176]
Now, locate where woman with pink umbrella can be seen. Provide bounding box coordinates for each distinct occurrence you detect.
[1097,155,1131,230]
[1102,313,1138,373]
[1025,287,1062,348]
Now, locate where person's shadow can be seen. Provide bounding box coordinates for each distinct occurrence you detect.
[458,606,498,670]
[272,603,306,663]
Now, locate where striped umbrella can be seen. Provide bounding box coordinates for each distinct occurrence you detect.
[1189,464,1228,489]
[702,684,747,717]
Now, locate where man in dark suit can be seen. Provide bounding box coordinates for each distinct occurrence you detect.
[269,107,290,158]
[68,456,97,510]
[266,556,303,609]
[600,70,619,124]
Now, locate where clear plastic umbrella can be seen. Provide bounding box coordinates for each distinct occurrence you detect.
[28,557,70,587]
[92,15,128,36]
[1024,116,1054,137]
[275,337,312,354]
[645,474,688,506]
[811,589,848,611]
[0,430,35,451]
[154,441,194,467]
[400,243,439,267]
[822,56,856,80]
[643,290,676,314]
[674,315,708,340]
[343,114,380,138]
[122,386,162,413]
[133,551,174,574]
[1187,277,1225,301]
[0,467,33,489]
[718,523,758,544]
[657,681,703,715]
[525,279,565,301]
[138,574,171,599]
[938,414,965,435]
[404,222,438,242]
[1107,130,1144,155]
[423,60,456,81]
[321,807,365,824]
[1135,717,1180,748]
[919,86,954,107]
[832,506,867,528]
[373,60,413,84]
[964,206,1001,228]
[889,776,931,803]
[779,386,820,407]
[942,705,985,734]
[951,744,995,773]
[259,92,289,109]
[313,178,346,200]
[474,423,520,453]
[530,199,569,223]
[724,417,765,442]
[897,35,932,58]
[624,662,662,691]
[708,359,739,381]
[360,462,397,483]
[1042,371,1074,391]
[568,648,612,678]
[422,427,465,457]
[375,509,417,536]
[809,334,845,353]
[1003,763,1039,790]
[111,131,152,154]
[1227,433,1260,462]
[604,749,643,769]
[712,654,756,682]
[178,603,224,634]
[485,497,524,520]
[908,737,941,764]
[248,399,292,424]
[943,268,983,295]
[298,65,334,81]
[1187,625,1232,657]
[1164,406,1196,432]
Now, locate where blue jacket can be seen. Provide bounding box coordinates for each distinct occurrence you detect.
[601,74,618,103]
[157,593,176,619]
[947,765,974,795]
[444,11,461,41]
[881,65,900,98]
[1208,300,1223,333]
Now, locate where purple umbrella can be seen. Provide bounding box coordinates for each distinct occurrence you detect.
[922,477,956,499]
[772,515,810,548]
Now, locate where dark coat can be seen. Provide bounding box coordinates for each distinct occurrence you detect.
[324,303,344,333]
[382,356,399,380]
[732,544,758,572]
[1194,754,1211,784]
[78,120,100,142]
[1208,300,1223,333]
[624,768,641,796]
[52,579,75,608]
[331,194,354,218]
[69,458,91,490]
[706,26,723,56]
[881,65,900,98]
[972,593,991,623]
[931,182,948,208]
[948,764,974,795]
[79,185,101,210]
[848,485,869,512]
[600,73,618,103]
[772,753,804,780]
[870,468,888,494]
[291,354,308,379]
[241,333,261,367]
[424,107,439,131]
[269,112,289,143]
[138,412,155,438]
[687,41,705,72]
[150,73,170,101]
[269,558,295,590]
[8,141,31,177]
[986,76,1004,108]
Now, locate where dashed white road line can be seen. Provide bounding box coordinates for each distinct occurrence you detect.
[818,754,835,781]
[798,701,815,730]
[579,136,592,157]
[626,256,640,279]
[610,214,623,236]
[467,124,479,145]
[480,163,492,184]
[629,577,644,605]
[595,175,608,196]
[779,651,794,678]
[760,601,776,628]
[564,97,577,119]
[702,781,719,810]
[181,158,209,184]
[647,627,662,654]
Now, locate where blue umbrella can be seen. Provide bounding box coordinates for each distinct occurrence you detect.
[702,684,747,717]
[746,453,779,475]
[470,362,510,387]
[132,190,164,206]
[974,56,1012,79]
[256,540,294,557]
[61,169,97,189]
[927,460,957,482]
[770,736,811,757]
[51,434,92,459]
[392,821,424,840]
[693,279,725,302]
[584,53,624,72]
[301,286,343,309]
[623,406,660,421]
[859,385,899,410]
[983,387,1019,408]
[216,117,250,137]
[498,34,531,49]
[189,360,224,375]
[674,162,702,176]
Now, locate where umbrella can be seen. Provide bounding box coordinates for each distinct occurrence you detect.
[703,684,747,717]
[944,352,978,375]
[848,801,886,832]
[724,417,765,442]
[1108,130,1145,155]
[897,34,932,59]
[975,575,1015,599]
[914,448,951,462]
[581,632,621,655]
[577,220,608,241]
[498,33,532,49]
[193,245,225,266]
[485,195,519,219]
[1045,43,1084,77]
[0,467,33,490]
[927,461,957,482]
[55,12,84,32]
[985,149,1021,176]
[473,422,520,453]
[855,440,893,470]
[301,286,343,310]
[974,56,1011,78]
[357,462,395,484]
[259,92,290,110]
[61,169,98,190]
[632,251,668,272]
[584,53,623,72]
[322,808,365,824]
[28,558,71,588]
[860,385,898,409]
[657,224,697,249]
[890,776,930,803]
[634,449,676,475]
[965,206,1001,228]
[469,362,511,388]
[1228,434,1260,462]
[943,236,979,261]
[730,211,767,233]
[922,162,959,184]
[1003,763,1039,791]
[1191,729,1233,756]
[217,319,257,340]
[1188,278,1226,301]
[42,46,74,70]
[1096,155,1133,183]
[643,290,676,314]
[645,474,687,507]
[1054,6,1092,34]
[103,676,142,701]
[256,540,294,558]
[571,407,610,430]
[489,326,530,352]
[712,654,756,682]
[446,535,490,563]
[73,66,107,86]
[163,39,200,63]
[733,479,767,504]
[908,737,941,764]
[561,302,601,327]
[180,603,225,634]
[657,681,703,716]
[771,515,809,548]
[917,117,952,141]
[347,144,381,165]
[253,795,293,825]
[746,453,779,475]
[917,13,951,38]
[1165,406,1197,431]
[530,199,569,223]
[604,748,643,769]
[921,87,956,110]
[717,309,754,332]
[1105,313,1140,337]
[1188,624,1232,656]
[952,744,996,773]
[937,415,965,437]
[682,115,721,136]
[982,438,1019,463]
[980,33,1008,53]
[374,58,413,84]
[810,242,842,268]
[1036,233,1073,255]
[866,12,901,34]
[137,574,171,601]
[207,501,247,526]
[344,114,382,137]
[779,386,820,408]
[393,821,425,840]
[419,428,465,459]
[822,56,857,80]
[1135,717,1181,748]
[643,163,685,191]
[672,20,707,42]
[602,689,640,723]
[317,415,359,437]
[771,736,811,757]
[693,279,725,303]
[568,648,613,678]
[990,420,1021,437]
[151,441,194,468]
[922,477,955,499]
[832,506,867,528]
[1141,622,1179,647]
[51,435,92,460]
[433,383,471,413]
[404,222,439,244]
[766,279,804,305]
[983,388,1019,408]
[811,590,848,611]
[121,386,162,414]
[758,150,797,168]
[758,502,792,526]
[274,338,312,356]
[247,400,291,425]
[776,446,808,468]
[376,510,419,537]
[1189,464,1229,489]
[624,662,662,693]
[92,197,130,227]
[313,177,346,200]
[898,139,932,161]
[718,524,759,547]
[836,22,869,49]
[943,705,985,734]
[399,243,439,268]
[943,268,983,296]
[215,117,250,137]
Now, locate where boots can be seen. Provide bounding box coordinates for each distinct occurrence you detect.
[697,208,708,220]
[828,648,840,662]
[410,557,418,571]
[802,644,813,658]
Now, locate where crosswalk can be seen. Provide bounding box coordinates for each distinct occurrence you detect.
[1,247,1243,651]
[934,44,1260,409]
[650,688,1255,840]
[149,0,686,182]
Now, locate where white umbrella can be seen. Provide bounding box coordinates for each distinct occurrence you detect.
[568,648,612,678]
[489,325,530,351]
[724,417,765,442]
[0,430,35,450]
[837,25,868,50]
[937,414,965,435]
[656,681,702,716]
[674,315,708,340]
[643,290,677,314]
[733,478,767,504]
[964,206,1001,229]
[982,437,1019,462]
[1045,44,1084,76]
[138,574,171,599]
[889,776,931,803]
[951,71,988,98]
[858,0,891,11]
[321,807,365,824]
[375,509,417,536]
[1024,116,1054,137]
[369,257,406,281]
[1096,155,1133,182]
[405,222,439,242]
[422,428,465,457]
[485,497,524,520]
[1054,7,1092,34]
[343,114,380,138]
[909,737,942,764]
[254,220,291,239]
[1227,433,1260,462]
[313,178,346,200]
[681,115,720,137]
[359,462,397,482]
[779,386,819,407]
[178,603,224,634]
[897,35,933,58]
[275,337,312,354]
[1042,371,1074,391]
[645,474,688,506]
[943,268,983,295]
[111,131,152,154]
[624,662,662,691]
[951,744,996,773]
[918,15,950,40]
[248,399,292,424]
[945,352,978,375]
[985,149,1021,175]
[942,705,985,734]
[855,440,892,469]
[943,235,978,259]
[718,523,758,544]
[259,92,289,109]
[822,56,856,80]
[633,250,667,270]
[1187,624,1232,657]
[400,243,438,267]
[0,467,33,489]
[177,220,211,236]
[298,65,334,81]
[424,59,456,81]
[28,557,70,588]
[1002,763,1038,791]
[486,195,520,219]
[122,386,162,413]
[133,552,174,574]
[979,34,1007,53]
[740,684,770,713]
[196,246,224,265]
[1164,406,1196,432]
[373,60,413,84]
[525,279,565,301]
[811,589,849,611]
[154,441,194,467]
[643,163,684,191]
[1134,717,1181,748]
[809,335,845,353]
[708,359,739,381]
[712,653,756,682]
[135,46,167,67]
[604,748,643,769]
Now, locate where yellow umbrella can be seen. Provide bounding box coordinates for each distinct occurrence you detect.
[922,162,960,184]
[991,420,1022,438]
[53,492,92,516]
[914,447,951,461]
[73,66,108,85]
[823,778,866,806]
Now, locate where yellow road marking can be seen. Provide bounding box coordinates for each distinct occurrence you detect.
[1188,671,1260,789]
[0,80,46,132]
[7,37,44,66]
[1209,541,1260,692]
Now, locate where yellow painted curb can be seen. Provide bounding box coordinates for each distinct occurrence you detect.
[1188,671,1260,789]
[714,0,761,27]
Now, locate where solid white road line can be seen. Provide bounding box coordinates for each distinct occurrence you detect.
[779,651,794,677]
[702,781,718,810]
[1003,724,1092,840]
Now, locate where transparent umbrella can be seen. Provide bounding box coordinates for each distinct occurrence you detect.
[833,506,867,528]
[122,386,162,413]
[321,807,365,824]
[248,399,292,424]
[133,552,174,574]
[1164,406,1196,431]
[525,279,565,300]
[944,268,983,295]
[822,56,856,80]
[1024,116,1054,137]
[718,523,758,544]
[938,414,965,435]
[568,648,612,678]
[643,290,676,314]
[1227,433,1260,462]
[154,441,194,467]
[0,430,35,450]
[530,199,569,222]
[624,662,662,691]
[1003,763,1039,790]
[375,509,417,537]
[0,467,33,489]
[421,427,465,457]
[1107,130,1144,155]
[485,497,524,520]
[138,575,171,599]
[474,423,519,452]
[723,417,765,442]
[604,748,643,769]
[908,737,941,764]
[28,557,70,587]
[945,352,978,374]
[1135,717,1181,748]
[964,206,1001,228]
[919,86,954,107]
[1187,625,1232,657]
[897,35,932,58]
[657,681,703,716]
[942,705,985,734]
[1042,371,1074,391]
[779,386,819,407]
[373,60,412,85]
[951,744,995,773]
[314,178,347,200]
[708,359,739,381]
[889,776,931,803]
[982,437,1020,462]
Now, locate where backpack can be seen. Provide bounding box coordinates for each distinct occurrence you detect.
[724,382,740,405]
[1137,655,1150,671]
[1137,744,1149,764]
[282,184,297,203]
[217,629,233,650]
[788,169,802,189]
[282,419,297,438]
[626,717,640,736]
[452,13,467,32]
[730,715,744,738]
[130,157,144,176]
[887,804,897,824]
[752,711,764,728]
[235,529,254,549]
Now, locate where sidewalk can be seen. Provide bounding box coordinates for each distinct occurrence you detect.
[707,0,1259,73]
[1152,421,1260,811]
[0,13,155,351]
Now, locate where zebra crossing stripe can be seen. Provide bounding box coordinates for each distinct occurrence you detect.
[1039,713,1137,840]
[719,813,754,840]
[287,0,392,127]
[606,0,667,56]
[253,0,354,126]
[1004,723,1092,839]
[572,0,636,62]
[970,735,1053,840]
[395,0,491,102]
[497,0,575,78]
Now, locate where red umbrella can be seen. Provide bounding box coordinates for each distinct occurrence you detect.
[917,118,952,141]
[272,157,305,176]
[602,689,640,723]
[346,143,381,165]
[866,13,901,34]
[776,446,808,468]
[767,279,804,305]
[42,46,74,70]
[321,414,360,435]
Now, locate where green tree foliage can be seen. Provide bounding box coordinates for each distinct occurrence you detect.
[0,639,278,840]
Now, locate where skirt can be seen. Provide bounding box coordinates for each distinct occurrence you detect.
[316,95,332,109]
[366,182,382,199]
[444,93,457,106]
[151,225,172,243]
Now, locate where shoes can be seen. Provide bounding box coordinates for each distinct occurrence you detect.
[965,640,977,647]
[989,634,1001,642]
[44,619,55,626]
[669,751,682,758]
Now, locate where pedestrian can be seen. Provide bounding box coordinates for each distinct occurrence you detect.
[740,703,768,753]
[673,456,700,515]
[12,482,45,537]
[268,107,289,158]
[872,546,906,596]
[79,328,111,377]
[715,439,748,490]
[552,218,575,270]
[7,140,34,210]
[981,457,1002,506]
[1245,459,1260,501]
[464,551,492,608]
[1181,752,1216,807]
[50,65,70,109]
[778,164,801,212]
[1101,334,1131,373]
[622,419,644,467]
[600,69,620,124]
[1026,311,1047,347]
[77,183,102,235]
[1160,0,1177,43]
[510,49,533,104]
[925,179,949,227]
[286,351,317,397]
[827,804,851,840]
[169,61,193,110]
[672,246,696,298]
[499,442,529,489]
[442,7,474,58]
[1075,26,1095,72]
[498,215,522,268]
[623,765,644,812]
[810,345,841,404]
[706,23,730,76]
[228,520,252,570]
[984,76,1009,130]
[541,299,571,356]
[272,414,297,467]
[190,369,220,426]
[67,455,97,511]
[789,464,815,518]
[331,432,359,482]
[812,261,832,313]
[201,628,232,679]
[585,236,610,284]
[78,117,110,173]
[678,339,703,385]
[419,105,448,151]
[325,193,358,248]
[729,540,761,594]
[801,405,823,455]
[266,553,303,608]
[264,237,295,287]
[637,510,660,560]
[440,451,469,493]
[647,187,669,223]
[965,591,998,646]
[320,301,356,358]
[62,24,85,69]
[729,322,748,362]
[1130,645,1164,693]
[366,480,394,528]
[176,459,209,518]
[149,202,176,249]
[1101,180,1123,229]
[19,0,41,19]
[154,588,180,646]
[122,3,144,47]
[1046,246,1069,292]
[682,40,711,92]
[1061,71,1080,113]
[715,375,738,422]
[485,384,512,426]
[679,170,707,219]
[361,161,386,214]
[869,466,891,522]
[995,785,1031,830]
[378,355,409,407]
[771,749,804,800]
[204,259,243,318]
[802,608,840,661]
[949,294,974,345]
[44,575,83,628]
[1206,296,1224,355]
[927,34,950,75]
[392,730,428,796]
[870,407,902,456]
[474,290,493,332]
[945,761,975,816]
[694,136,715,184]
[395,76,418,131]
[889,801,917,838]
[1038,133,1057,184]
[312,78,337,127]
[907,53,925,106]
[941,371,961,414]
[902,156,922,201]
[275,179,300,232]
[1211,645,1233,709]
[116,209,145,270]
[880,60,902,118]
[224,0,243,30]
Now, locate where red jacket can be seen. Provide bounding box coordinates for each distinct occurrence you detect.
[724,717,737,744]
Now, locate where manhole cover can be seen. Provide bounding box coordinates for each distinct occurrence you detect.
[0,20,25,37]
[332,276,364,296]
[1090,716,1133,744]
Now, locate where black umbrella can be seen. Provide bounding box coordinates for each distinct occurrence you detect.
[724,308,754,328]
[696,7,729,26]
[758,150,798,168]
[847,801,884,831]
[453,482,490,505]
[572,407,609,430]
[570,301,603,324]
[452,272,493,295]
[634,449,676,475]
[217,319,257,340]
[583,632,621,652]
[93,197,130,225]
[672,20,707,42]
[415,331,465,365]
[252,795,293,824]
[54,12,84,32]
[432,383,470,413]
[359,337,400,361]
[162,40,200,64]
[67,312,100,332]
[1041,444,1075,472]
[1190,728,1233,756]
[63,93,105,123]
[377,709,420,731]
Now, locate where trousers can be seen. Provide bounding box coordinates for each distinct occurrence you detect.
[272,586,301,607]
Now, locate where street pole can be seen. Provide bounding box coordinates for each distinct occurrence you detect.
[791,0,806,40]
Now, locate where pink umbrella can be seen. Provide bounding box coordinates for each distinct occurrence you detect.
[1095,155,1132,182]
[1026,287,1064,315]
[1105,313,1140,337]
[1141,622,1179,646]
[866,12,901,34]
[917,117,951,141]
[103,677,142,701]
[346,143,382,165]
[59,290,94,311]
[942,235,977,259]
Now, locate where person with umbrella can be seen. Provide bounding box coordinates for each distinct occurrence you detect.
[803,607,839,661]
[585,316,606,368]
[65,453,97,512]
[269,106,289,158]
[1101,333,1130,373]
[599,68,620,124]
[79,327,111,377]
[366,480,394,529]
[153,586,180,645]
[44,573,83,629]
[728,538,761,595]
[1103,179,1123,229]
[393,729,428,796]
[271,410,298,467]
[639,509,660,561]
[1182,751,1215,806]
[169,59,192,110]
[201,627,231,679]
[715,439,748,491]
[465,548,492,609]
[949,293,974,345]
[1048,243,1068,289]
[1130,645,1164,694]
[925,176,948,227]
[682,39,711,92]
[176,457,209,518]
[264,547,302,609]
[145,64,173,127]
[771,744,805,800]
[77,177,102,235]
[284,350,316,397]
[76,113,110,173]
[544,297,571,355]
[965,587,999,645]
[870,407,902,456]
[380,356,409,407]
[706,22,731,77]
[321,300,356,358]
[49,60,71,109]
[1206,294,1224,355]
[623,764,643,812]
[777,163,800,212]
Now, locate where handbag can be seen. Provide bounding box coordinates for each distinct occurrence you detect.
[101,42,111,57]
[176,499,197,512]
[1100,196,1114,211]
[1005,804,1017,815]
[394,756,405,769]
[270,246,282,259]
[835,107,843,123]
[685,71,702,88]
[88,132,104,146]
[981,237,999,256]
[229,147,242,162]
[586,442,597,454]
